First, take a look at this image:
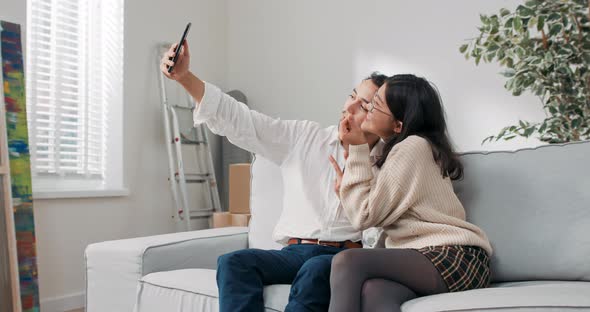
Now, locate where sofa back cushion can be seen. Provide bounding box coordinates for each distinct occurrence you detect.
[249,141,590,283]
[453,141,590,283]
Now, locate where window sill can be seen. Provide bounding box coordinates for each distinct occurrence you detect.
[33,188,130,200]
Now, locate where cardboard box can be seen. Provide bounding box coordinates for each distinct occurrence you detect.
[229,163,251,214]
[231,213,251,227]
[212,212,232,228]
[212,212,251,228]
[213,163,251,228]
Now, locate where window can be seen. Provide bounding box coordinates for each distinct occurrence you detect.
[26,0,126,197]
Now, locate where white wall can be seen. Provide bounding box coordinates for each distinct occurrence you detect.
[0,2,25,26]
[1,0,227,310]
[226,0,547,152]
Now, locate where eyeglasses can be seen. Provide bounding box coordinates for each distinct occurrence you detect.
[368,100,392,117]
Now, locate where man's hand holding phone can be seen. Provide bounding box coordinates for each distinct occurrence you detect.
[160,23,206,103]
[161,40,190,81]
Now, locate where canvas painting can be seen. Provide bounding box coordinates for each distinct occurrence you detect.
[1,20,40,312]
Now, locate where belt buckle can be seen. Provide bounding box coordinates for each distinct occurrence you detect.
[317,239,323,246]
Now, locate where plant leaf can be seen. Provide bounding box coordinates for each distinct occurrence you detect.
[488,42,501,52]
[517,5,534,18]
[460,44,469,53]
[480,14,489,25]
[504,17,514,28]
[572,118,582,128]
[549,23,563,36]
[482,136,495,145]
[537,15,545,31]
[514,17,523,32]
[501,68,516,77]
[538,122,547,133]
[544,52,554,63]
[548,13,560,22]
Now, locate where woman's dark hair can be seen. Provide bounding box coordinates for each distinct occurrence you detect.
[365,72,387,88]
[375,74,463,180]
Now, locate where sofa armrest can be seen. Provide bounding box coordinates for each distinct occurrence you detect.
[85,227,248,312]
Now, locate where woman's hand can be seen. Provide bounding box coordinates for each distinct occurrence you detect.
[160,40,190,81]
[339,116,367,146]
[329,155,344,196]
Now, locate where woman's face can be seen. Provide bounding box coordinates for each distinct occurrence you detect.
[361,84,403,139]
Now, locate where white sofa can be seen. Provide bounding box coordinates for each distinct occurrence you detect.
[85,141,590,312]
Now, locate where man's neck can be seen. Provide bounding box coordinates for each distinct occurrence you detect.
[367,137,379,150]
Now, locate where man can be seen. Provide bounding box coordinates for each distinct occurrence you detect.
[160,41,385,312]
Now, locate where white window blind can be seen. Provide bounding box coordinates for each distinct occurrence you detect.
[26,0,123,189]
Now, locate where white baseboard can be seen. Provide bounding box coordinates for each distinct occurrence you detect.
[41,291,85,312]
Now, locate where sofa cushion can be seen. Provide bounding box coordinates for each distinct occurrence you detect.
[453,140,590,283]
[401,281,590,312]
[135,270,590,312]
[134,269,290,312]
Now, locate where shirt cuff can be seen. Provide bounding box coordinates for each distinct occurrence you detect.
[193,81,222,125]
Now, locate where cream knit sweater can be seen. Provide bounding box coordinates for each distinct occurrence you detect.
[340,135,493,255]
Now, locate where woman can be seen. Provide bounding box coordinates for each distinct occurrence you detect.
[328,74,493,312]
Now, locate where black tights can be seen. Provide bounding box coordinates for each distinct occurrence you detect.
[328,248,448,312]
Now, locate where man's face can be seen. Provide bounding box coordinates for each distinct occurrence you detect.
[339,79,379,143]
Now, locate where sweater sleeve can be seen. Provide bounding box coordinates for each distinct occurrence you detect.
[339,139,424,231]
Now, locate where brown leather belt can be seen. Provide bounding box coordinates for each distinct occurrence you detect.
[287,238,363,249]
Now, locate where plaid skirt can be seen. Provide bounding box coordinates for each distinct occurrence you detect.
[417,245,491,293]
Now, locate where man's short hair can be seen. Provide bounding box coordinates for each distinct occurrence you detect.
[365,72,388,88]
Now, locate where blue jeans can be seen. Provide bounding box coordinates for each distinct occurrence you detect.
[216,244,345,312]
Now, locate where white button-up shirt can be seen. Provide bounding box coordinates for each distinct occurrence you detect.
[194,82,383,245]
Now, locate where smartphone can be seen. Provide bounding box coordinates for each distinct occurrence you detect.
[167,22,192,73]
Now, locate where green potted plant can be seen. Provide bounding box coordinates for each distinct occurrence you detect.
[461,0,590,144]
